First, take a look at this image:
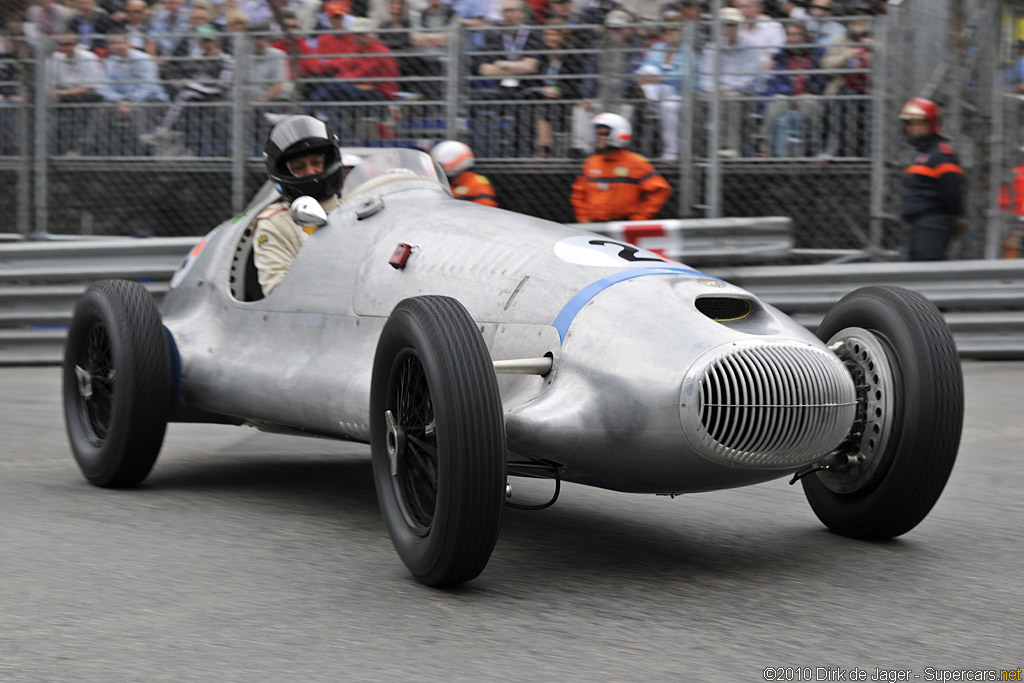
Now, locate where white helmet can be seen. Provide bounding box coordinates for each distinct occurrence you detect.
[430,140,475,178]
[592,112,632,148]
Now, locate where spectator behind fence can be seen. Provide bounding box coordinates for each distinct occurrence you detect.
[1008,39,1024,94]
[526,26,587,157]
[161,3,217,87]
[451,0,502,32]
[69,0,117,55]
[49,33,107,103]
[635,18,698,161]
[407,0,456,100]
[142,24,234,150]
[430,140,499,207]
[146,0,190,58]
[0,24,29,103]
[569,8,641,157]
[221,8,251,36]
[25,0,74,46]
[699,6,763,158]
[820,10,872,156]
[472,0,542,94]
[805,0,845,45]
[121,0,155,53]
[470,0,543,154]
[308,16,398,139]
[777,0,808,20]
[570,112,670,223]
[898,97,965,262]
[48,34,108,155]
[101,29,168,104]
[271,10,318,82]
[316,0,356,32]
[376,0,422,99]
[761,20,825,157]
[308,0,357,101]
[733,0,784,69]
[244,22,290,105]
[99,29,167,154]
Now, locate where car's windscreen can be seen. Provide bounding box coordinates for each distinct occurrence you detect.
[342,148,452,197]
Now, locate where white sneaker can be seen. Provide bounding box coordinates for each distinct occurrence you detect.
[718,149,738,158]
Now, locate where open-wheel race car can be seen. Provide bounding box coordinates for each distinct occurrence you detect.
[63,148,964,587]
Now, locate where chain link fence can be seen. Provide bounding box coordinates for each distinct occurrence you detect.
[1,0,1022,261]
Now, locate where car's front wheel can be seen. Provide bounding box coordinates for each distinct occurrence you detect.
[369,296,506,587]
[63,279,173,487]
[801,286,963,538]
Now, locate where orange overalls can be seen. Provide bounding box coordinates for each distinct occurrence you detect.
[570,148,671,223]
[451,171,499,208]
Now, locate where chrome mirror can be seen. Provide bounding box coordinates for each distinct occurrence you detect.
[290,196,327,228]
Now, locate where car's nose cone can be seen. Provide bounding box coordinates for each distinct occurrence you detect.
[680,341,858,469]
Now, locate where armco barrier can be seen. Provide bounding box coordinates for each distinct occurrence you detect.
[582,217,793,263]
[2,235,1023,364]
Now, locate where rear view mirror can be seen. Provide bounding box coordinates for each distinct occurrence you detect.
[290,196,327,228]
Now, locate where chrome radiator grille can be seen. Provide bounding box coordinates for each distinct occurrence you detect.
[691,344,857,468]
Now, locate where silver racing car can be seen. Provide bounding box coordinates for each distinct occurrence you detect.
[63,149,964,587]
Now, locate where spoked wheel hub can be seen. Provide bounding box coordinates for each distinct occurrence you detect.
[386,351,439,537]
[74,323,116,446]
[822,326,897,494]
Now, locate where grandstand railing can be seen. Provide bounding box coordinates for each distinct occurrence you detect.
[4,4,1022,261]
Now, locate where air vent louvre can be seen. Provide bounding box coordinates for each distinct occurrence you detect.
[695,297,752,322]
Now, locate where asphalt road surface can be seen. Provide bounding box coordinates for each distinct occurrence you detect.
[1,363,1021,682]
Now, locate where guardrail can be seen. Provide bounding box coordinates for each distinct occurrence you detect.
[2,235,1022,364]
[581,217,794,263]
[711,259,1024,359]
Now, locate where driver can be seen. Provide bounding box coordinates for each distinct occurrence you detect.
[254,115,348,296]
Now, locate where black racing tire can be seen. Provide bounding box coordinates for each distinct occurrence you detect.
[63,279,173,488]
[802,286,963,539]
[370,296,506,587]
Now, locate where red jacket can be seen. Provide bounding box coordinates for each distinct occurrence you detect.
[571,149,670,222]
[271,35,319,78]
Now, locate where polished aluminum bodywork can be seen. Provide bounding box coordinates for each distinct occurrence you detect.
[162,149,856,495]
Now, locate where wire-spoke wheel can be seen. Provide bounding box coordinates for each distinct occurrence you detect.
[370,296,506,587]
[63,280,173,487]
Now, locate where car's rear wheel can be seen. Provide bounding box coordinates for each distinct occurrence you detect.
[63,279,173,487]
[801,286,963,538]
[370,296,506,587]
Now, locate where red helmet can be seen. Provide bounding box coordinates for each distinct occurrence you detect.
[899,97,941,134]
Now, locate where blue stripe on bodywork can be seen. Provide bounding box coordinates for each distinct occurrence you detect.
[552,266,715,343]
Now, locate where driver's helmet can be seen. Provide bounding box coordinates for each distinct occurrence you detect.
[264,115,345,201]
[430,140,475,178]
[898,97,941,135]
[592,112,632,148]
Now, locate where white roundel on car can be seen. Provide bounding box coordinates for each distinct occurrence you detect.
[553,235,672,267]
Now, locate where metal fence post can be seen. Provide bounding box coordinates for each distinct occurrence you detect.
[986,1,1010,259]
[16,60,31,236]
[678,20,696,218]
[869,10,889,255]
[446,23,462,140]
[230,32,248,215]
[706,0,723,218]
[32,40,49,236]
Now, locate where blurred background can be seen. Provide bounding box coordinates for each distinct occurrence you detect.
[1,0,1023,263]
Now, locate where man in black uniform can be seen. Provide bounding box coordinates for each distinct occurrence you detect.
[899,97,965,261]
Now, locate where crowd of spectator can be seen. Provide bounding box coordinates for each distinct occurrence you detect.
[0,0,886,158]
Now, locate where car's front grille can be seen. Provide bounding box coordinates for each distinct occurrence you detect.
[693,344,857,468]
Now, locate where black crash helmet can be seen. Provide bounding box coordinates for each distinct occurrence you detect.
[264,115,344,202]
